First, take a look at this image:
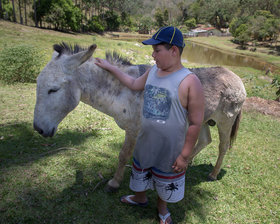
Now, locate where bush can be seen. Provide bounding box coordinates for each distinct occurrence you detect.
[185,18,196,29]
[102,11,120,31]
[2,0,13,20]
[271,75,280,99]
[0,45,44,84]
[86,16,105,33]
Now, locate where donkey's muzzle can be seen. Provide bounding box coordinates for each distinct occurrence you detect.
[33,122,55,137]
[33,122,43,135]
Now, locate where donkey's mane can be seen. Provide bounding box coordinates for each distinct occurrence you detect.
[106,51,132,66]
[53,42,87,58]
[53,42,133,66]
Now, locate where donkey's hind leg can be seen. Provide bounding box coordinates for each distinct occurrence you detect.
[189,123,212,163]
[106,130,136,192]
[208,117,235,181]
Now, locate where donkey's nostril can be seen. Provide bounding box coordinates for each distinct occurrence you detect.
[50,127,55,137]
[33,122,44,135]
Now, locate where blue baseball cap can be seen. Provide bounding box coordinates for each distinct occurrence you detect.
[142,26,185,48]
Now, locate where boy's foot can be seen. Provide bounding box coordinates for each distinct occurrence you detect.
[120,195,148,207]
[159,212,173,224]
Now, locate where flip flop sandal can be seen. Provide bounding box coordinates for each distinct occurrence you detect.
[159,212,174,224]
[120,195,148,207]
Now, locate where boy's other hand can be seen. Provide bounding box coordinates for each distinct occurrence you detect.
[172,154,188,173]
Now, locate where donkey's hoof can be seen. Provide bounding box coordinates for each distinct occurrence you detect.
[207,174,217,182]
[104,184,119,193]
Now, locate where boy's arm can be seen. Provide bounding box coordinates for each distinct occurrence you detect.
[172,75,204,173]
[95,58,149,91]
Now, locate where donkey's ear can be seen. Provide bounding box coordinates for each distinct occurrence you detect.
[52,51,59,59]
[65,44,97,69]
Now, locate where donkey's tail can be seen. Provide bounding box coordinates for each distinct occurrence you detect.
[230,111,242,148]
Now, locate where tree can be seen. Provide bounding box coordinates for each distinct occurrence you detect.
[102,10,120,31]
[234,24,250,48]
[11,0,16,22]
[138,16,153,34]
[31,0,82,31]
[30,0,52,27]
[248,10,280,42]
[185,18,196,30]
[23,0,29,25]
[86,15,104,33]
[33,0,37,26]
[18,0,23,24]
[45,3,66,30]
[230,16,248,33]
[0,0,3,18]
[154,8,170,28]
[1,0,12,20]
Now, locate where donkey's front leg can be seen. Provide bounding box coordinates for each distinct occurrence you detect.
[105,130,137,192]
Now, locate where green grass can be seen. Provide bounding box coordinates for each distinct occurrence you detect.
[0,20,152,65]
[0,21,279,223]
[0,82,279,224]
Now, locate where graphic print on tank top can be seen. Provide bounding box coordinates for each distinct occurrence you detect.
[143,84,171,120]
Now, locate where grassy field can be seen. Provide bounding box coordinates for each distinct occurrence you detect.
[0,21,280,223]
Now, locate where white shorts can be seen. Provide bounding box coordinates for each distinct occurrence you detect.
[129,158,185,203]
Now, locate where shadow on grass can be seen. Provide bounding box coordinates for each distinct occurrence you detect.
[0,163,226,224]
[0,121,99,170]
[0,121,227,223]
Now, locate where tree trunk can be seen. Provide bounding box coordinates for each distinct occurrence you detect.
[0,0,3,19]
[12,0,16,22]
[38,0,42,27]
[24,0,27,25]
[34,0,38,27]
[18,0,23,24]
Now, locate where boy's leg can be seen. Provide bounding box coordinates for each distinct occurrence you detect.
[157,197,172,224]
[152,168,185,224]
[121,158,152,205]
[157,196,168,214]
[121,191,148,204]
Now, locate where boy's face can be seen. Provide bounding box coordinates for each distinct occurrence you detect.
[152,44,175,70]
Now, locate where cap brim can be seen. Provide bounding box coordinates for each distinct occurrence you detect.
[142,38,162,45]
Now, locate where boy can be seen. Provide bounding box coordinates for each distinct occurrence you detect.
[95,26,204,224]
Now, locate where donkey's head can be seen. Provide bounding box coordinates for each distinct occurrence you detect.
[33,43,97,137]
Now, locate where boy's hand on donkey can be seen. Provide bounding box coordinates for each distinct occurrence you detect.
[95,58,114,71]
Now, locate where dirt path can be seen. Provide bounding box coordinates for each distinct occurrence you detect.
[243,97,280,119]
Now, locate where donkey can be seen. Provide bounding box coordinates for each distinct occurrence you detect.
[34,43,246,191]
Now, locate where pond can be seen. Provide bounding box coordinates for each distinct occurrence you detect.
[182,41,277,72]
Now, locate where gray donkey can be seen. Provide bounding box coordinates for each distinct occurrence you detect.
[34,43,246,191]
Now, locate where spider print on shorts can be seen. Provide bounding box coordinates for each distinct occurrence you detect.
[165,183,179,200]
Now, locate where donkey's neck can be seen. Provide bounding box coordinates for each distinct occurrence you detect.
[77,61,142,120]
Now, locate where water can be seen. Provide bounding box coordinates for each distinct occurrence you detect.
[113,36,278,72]
[183,41,276,71]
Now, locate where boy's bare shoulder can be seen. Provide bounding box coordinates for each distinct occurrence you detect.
[181,72,202,88]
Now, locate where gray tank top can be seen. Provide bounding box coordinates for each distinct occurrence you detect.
[133,65,192,172]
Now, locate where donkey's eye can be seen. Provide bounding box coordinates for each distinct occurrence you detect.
[48,88,59,94]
